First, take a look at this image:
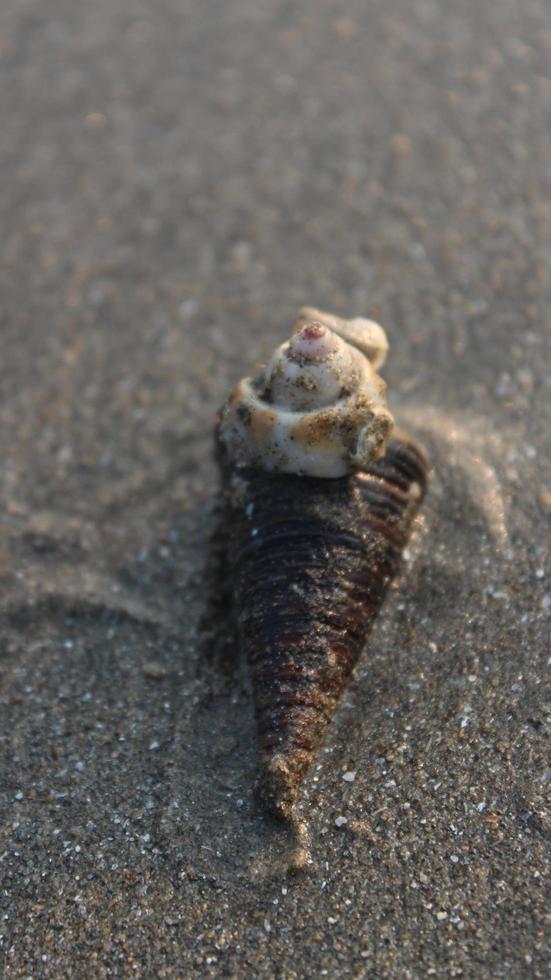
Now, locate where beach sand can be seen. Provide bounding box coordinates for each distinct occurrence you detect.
[0,0,549,975]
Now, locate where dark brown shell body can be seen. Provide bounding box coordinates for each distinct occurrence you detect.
[218,434,429,819]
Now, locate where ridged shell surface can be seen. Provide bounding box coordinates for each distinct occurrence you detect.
[218,434,429,818]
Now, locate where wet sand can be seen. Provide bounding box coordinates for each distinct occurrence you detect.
[0,0,549,976]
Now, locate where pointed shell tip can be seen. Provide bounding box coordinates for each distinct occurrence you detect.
[258,753,298,821]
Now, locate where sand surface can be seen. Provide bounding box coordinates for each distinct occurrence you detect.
[0,0,549,976]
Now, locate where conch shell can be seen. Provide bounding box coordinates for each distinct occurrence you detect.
[218,312,394,477]
[214,309,429,850]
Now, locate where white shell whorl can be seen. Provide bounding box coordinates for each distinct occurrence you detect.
[218,311,394,477]
[295,306,389,370]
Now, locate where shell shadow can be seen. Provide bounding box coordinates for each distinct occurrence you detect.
[184,512,312,878]
[196,504,241,679]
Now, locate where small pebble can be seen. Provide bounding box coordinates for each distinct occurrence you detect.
[142,662,168,681]
[335,815,348,828]
[178,299,199,319]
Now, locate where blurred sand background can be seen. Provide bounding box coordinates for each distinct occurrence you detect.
[0,0,549,976]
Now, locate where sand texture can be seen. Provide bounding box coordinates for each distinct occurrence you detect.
[0,1,549,976]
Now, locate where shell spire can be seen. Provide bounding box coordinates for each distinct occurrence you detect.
[294,306,389,369]
[215,310,429,826]
[218,314,394,477]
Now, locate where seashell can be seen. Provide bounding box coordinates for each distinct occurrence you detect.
[215,311,429,825]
